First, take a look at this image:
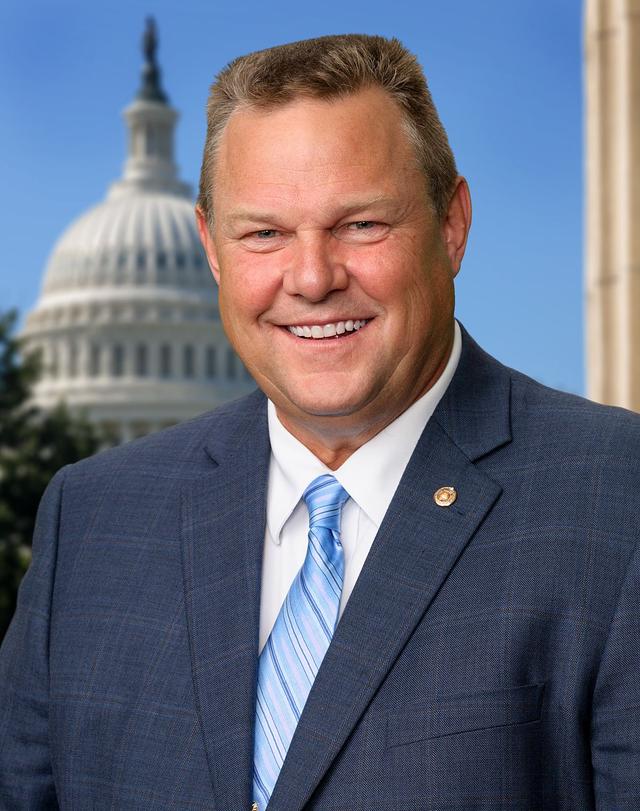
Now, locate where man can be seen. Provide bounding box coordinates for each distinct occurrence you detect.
[1,33,639,810]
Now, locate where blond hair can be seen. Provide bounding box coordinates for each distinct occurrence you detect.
[197,34,457,224]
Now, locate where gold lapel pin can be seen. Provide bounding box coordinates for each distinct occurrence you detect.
[434,486,457,507]
[251,804,258,811]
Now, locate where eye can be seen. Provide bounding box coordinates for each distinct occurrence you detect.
[337,220,389,243]
[241,228,287,252]
[352,221,376,230]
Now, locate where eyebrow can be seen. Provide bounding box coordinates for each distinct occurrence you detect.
[225,210,282,226]
[334,196,400,217]
[225,196,400,226]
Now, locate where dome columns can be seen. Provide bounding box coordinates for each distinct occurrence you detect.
[108,19,191,201]
[119,101,183,193]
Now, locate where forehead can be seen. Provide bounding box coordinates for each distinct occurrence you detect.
[212,88,422,215]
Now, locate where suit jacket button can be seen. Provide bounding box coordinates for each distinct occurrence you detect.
[434,486,457,507]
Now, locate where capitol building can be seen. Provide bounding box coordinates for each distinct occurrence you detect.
[21,21,254,444]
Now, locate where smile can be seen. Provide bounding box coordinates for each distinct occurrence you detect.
[286,319,370,339]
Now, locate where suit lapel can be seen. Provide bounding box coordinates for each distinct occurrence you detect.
[268,328,512,809]
[181,392,269,811]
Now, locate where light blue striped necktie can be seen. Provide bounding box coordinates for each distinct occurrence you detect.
[252,474,350,810]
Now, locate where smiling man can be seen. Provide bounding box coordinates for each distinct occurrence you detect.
[196,83,468,467]
[2,34,640,811]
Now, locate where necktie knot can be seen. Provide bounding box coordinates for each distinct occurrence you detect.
[303,474,350,532]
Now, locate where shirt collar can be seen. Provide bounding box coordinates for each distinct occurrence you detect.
[266,320,462,543]
[267,404,329,544]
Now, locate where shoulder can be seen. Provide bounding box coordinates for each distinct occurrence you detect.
[62,388,267,489]
[46,389,267,543]
[443,326,640,465]
[508,366,640,454]
[453,326,640,507]
[497,366,640,540]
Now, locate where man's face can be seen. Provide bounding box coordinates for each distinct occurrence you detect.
[198,87,468,441]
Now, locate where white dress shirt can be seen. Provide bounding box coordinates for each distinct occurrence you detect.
[259,321,462,652]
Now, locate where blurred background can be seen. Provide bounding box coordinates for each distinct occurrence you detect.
[1,0,636,637]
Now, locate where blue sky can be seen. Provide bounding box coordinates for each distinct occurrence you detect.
[0,0,584,393]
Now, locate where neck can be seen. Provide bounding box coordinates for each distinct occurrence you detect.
[274,413,383,469]
[274,334,455,469]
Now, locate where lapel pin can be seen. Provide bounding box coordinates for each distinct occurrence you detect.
[434,486,457,507]
[252,804,258,811]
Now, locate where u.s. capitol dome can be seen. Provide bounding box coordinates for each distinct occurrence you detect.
[21,21,254,443]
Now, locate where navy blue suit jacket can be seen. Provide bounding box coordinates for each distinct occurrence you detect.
[2,329,640,809]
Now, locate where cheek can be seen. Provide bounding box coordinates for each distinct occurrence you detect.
[351,256,421,325]
[346,249,399,304]
[218,255,280,323]
[349,234,428,297]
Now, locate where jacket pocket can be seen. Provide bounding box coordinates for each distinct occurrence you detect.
[386,681,545,748]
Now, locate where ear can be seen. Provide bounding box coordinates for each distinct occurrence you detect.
[195,205,221,285]
[441,177,472,277]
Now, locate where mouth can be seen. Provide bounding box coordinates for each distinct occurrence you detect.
[286,319,370,339]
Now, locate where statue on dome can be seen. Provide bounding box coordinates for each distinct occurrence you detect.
[142,17,158,68]
[137,16,167,103]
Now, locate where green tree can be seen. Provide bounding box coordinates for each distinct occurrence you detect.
[0,310,101,638]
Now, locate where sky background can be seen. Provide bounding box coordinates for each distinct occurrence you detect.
[0,0,584,393]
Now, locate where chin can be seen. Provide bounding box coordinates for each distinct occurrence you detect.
[295,402,359,419]
[259,371,380,421]
[285,389,372,420]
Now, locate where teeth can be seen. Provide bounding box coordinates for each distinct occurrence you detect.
[287,319,369,339]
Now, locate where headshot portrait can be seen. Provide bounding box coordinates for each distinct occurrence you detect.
[1,2,638,809]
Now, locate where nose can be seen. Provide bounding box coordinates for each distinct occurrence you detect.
[282,231,348,301]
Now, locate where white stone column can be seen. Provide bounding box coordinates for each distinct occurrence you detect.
[619,0,640,407]
[78,338,89,380]
[585,0,640,410]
